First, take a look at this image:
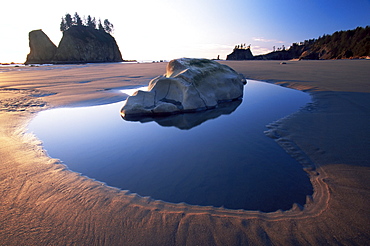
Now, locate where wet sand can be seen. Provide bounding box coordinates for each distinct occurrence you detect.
[0,60,369,245]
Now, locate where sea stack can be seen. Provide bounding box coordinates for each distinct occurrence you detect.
[53,26,123,63]
[25,30,57,64]
[226,47,254,60]
[121,58,246,118]
[25,26,123,64]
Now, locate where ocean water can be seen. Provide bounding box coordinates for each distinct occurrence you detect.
[28,80,313,212]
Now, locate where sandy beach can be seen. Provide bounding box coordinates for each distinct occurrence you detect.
[0,60,369,245]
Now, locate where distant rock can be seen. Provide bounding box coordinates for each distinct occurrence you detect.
[121,58,246,117]
[25,30,57,64]
[25,26,123,64]
[226,48,254,60]
[253,50,296,60]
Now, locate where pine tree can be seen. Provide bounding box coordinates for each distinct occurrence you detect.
[65,13,73,29]
[74,12,83,26]
[98,19,104,32]
[103,19,114,34]
[87,15,96,29]
[60,17,67,32]
[58,12,121,35]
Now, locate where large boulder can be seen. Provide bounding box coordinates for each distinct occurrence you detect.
[25,30,57,64]
[121,58,246,117]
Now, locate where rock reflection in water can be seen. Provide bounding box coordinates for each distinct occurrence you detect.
[122,99,242,130]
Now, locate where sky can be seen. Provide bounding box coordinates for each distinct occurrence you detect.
[1,0,369,63]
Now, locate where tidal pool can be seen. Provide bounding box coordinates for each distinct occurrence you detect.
[28,80,313,212]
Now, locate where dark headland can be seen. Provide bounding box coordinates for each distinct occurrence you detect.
[227,26,369,60]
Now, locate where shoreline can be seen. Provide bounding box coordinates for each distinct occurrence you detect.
[1,60,369,245]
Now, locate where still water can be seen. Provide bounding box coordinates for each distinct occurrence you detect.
[28,80,313,212]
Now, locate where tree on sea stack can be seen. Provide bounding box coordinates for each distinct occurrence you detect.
[98,19,104,32]
[60,17,67,32]
[103,19,114,34]
[87,15,96,29]
[73,12,83,26]
[60,12,114,34]
[65,13,73,29]
[60,13,73,31]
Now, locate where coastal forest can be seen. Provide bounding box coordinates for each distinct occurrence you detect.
[296,26,370,59]
[265,26,370,60]
[60,12,114,34]
[228,26,370,60]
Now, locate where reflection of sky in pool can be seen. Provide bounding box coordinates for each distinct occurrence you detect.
[28,80,313,212]
[120,86,148,96]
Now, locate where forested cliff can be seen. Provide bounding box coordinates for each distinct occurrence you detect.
[227,26,370,60]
